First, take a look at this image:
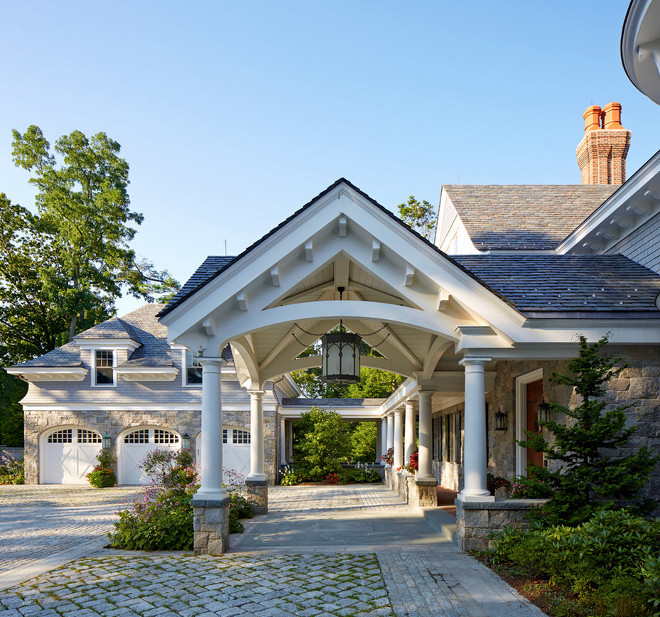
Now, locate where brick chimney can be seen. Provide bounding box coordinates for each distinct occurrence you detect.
[576,102,631,184]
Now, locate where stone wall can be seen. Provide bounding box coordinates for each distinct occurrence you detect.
[24,407,278,486]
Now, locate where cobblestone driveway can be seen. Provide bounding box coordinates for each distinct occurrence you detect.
[0,484,546,617]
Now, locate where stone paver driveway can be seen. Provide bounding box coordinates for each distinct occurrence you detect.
[0,484,546,616]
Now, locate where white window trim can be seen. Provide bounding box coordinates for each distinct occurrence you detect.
[181,349,203,387]
[91,349,117,388]
[515,368,543,477]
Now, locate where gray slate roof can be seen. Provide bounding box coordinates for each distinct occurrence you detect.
[16,342,83,367]
[163,256,235,311]
[282,398,386,407]
[73,316,140,341]
[444,185,619,250]
[453,255,660,315]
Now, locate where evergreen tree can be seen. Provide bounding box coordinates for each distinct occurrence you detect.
[519,335,659,526]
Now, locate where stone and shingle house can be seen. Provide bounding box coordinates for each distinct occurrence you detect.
[7,99,660,552]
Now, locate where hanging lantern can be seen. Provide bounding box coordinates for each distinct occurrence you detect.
[537,400,551,424]
[321,286,362,384]
[495,410,508,431]
[102,434,112,450]
[182,433,191,450]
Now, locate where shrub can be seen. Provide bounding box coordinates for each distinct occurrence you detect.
[509,474,552,499]
[87,448,116,488]
[87,467,116,488]
[280,465,302,486]
[229,493,254,533]
[0,455,24,484]
[488,509,660,615]
[381,447,393,466]
[340,466,381,484]
[350,422,377,462]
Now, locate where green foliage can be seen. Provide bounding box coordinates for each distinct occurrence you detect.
[350,422,377,462]
[340,465,382,484]
[344,367,406,398]
[396,195,436,240]
[294,407,352,481]
[0,127,179,367]
[518,335,659,526]
[0,456,24,484]
[489,509,660,616]
[87,468,117,488]
[229,493,254,533]
[486,473,511,496]
[0,369,27,446]
[280,465,302,486]
[509,474,553,499]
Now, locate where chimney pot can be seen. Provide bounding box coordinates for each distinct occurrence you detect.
[583,105,602,133]
[602,102,623,129]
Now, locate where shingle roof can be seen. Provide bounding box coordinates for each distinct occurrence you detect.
[281,398,386,407]
[164,256,235,309]
[453,255,660,315]
[444,185,619,250]
[16,342,83,367]
[74,316,139,340]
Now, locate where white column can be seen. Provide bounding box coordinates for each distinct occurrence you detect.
[458,357,493,501]
[280,418,286,466]
[386,413,394,453]
[248,390,266,481]
[380,418,388,464]
[417,390,435,482]
[375,421,382,464]
[404,401,416,466]
[393,407,404,470]
[287,421,293,462]
[196,357,226,499]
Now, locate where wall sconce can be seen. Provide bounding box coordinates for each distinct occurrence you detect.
[182,433,191,450]
[495,410,508,431]
[102,434,112,450]
[537,400,551,424]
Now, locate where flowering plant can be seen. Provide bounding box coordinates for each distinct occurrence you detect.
[486,473,510,496]
[382,447,394,466]
[324,471,340,484]
[509,474,553,499]
[87,448,116,488]
[402,450,419,474]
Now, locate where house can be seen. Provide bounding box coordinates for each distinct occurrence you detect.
[7,2,660,552]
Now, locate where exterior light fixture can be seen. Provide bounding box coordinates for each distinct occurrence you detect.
[102,434,112,450]
[495,410,508,431]
[537,400,551,424]
[321,287,361,384]
[182,433,191,450]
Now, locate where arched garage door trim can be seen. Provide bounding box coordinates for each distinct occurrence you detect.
[40,426,103,484]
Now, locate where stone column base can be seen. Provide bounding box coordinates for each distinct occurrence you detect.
[192,496,231,555]
[245,478,268,514]
[455,498,547,552]
[410,479,438,508]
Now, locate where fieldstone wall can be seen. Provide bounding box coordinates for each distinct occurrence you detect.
[456,499,546,552]
[193,497,231,555]
[24,407,278,486]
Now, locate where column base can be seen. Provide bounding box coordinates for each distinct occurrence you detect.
[245,478,268,514]
[456,492,495,503]
[412,477,438,508]
[192,496,231,555]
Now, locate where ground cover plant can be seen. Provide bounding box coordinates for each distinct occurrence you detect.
[486,510,660,617]
[109,450,253,550]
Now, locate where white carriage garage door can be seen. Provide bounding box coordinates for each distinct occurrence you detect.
[195,428,251,477]
[119,428,180,485]
[44,428,102,484]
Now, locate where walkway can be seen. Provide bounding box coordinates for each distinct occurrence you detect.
[0,484,546,617]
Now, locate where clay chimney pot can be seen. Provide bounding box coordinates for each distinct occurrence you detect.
[602,102,623,129]
[583,105,602,133]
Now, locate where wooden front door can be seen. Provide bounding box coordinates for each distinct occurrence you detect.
[526,379,544,469]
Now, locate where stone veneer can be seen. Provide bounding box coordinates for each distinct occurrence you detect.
[384,468,437,507]
[193,497,230,555]
[24,407,278,486]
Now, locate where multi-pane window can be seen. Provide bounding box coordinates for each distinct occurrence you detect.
[185,350,202,385]
[233,429,250,445]
[222,429,228,444]
[95,350,114,385]
[444,412,462,464]
[154,429,179,444]
[78,429,102,444]
[124,429,149,444]
[48,429,73,443]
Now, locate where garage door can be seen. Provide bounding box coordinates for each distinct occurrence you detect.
[43,428,102,484]
[195,428,251,478]
[119,428,180,485]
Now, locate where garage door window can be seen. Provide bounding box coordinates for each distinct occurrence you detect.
[78,429,102,444]
[48,429,73,443]
[233,429,250,444]
[155,429,179,444]
[124,429,149,444]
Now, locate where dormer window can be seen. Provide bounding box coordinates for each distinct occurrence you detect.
[94,350,115,386]
[185,350,203,385]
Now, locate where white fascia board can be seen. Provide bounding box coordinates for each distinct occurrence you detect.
[378,377,420,415]
[278,407,383,420]
[19,403,249,412]
[75,339,141,352]
[556,149,660,254]
[5,366,88,382]
[115,366,180,382]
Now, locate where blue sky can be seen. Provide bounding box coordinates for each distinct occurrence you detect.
[1,1,658,315]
